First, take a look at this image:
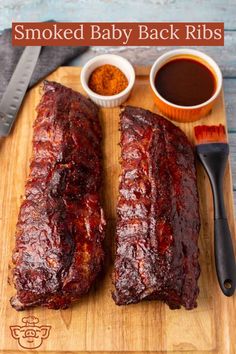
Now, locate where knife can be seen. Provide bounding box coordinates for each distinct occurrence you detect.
[0,46,41,137]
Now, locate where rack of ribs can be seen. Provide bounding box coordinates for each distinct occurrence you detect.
[10,81,105,310]
[112,106,200,310]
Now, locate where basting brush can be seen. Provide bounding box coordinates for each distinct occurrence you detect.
[194,124,236,296]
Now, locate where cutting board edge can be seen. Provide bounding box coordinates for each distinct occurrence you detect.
[0,66,235,354]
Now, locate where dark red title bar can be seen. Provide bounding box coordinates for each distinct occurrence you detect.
[12,22,224,46]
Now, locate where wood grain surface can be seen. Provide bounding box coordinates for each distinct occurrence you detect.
[0,67,235,354]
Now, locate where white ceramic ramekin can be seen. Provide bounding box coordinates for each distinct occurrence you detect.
[80,54,135,108]
[150,49,223,122]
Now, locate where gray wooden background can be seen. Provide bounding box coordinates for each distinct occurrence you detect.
[1,0,236,211]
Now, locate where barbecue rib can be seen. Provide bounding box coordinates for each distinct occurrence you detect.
[112,106,200,310]
[11,81,105,310]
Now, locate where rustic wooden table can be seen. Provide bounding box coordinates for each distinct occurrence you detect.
[1,0,236,212]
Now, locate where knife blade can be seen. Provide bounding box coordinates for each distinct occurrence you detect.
[0,46,41,137]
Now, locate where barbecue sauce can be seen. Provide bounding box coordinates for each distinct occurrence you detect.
[154,58,216,106]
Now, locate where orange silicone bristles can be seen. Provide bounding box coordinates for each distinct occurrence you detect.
[194,124,227,144]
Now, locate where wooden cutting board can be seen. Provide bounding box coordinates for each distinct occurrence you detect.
[0,67,235,354]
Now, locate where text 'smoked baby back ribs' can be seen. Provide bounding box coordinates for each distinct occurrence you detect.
[11,81,105,310]
[112,106,200,310]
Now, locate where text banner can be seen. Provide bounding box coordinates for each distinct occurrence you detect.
[12,22,224,46]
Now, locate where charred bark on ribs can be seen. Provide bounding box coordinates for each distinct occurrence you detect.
[112,106,200,310]
[11,81,105,310]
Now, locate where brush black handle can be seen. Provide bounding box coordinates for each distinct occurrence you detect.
[197,144,236,297]
[214,218,236,296]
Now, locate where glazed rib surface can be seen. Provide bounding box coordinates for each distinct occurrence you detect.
[112,106,200,310]
[11,81,105,310]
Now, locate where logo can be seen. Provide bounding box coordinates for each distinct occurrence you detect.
[10,316,51,349]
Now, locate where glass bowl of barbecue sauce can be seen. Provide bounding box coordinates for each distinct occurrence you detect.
[150,49,222,122]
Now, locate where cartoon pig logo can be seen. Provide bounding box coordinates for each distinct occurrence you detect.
[10,316,51,349]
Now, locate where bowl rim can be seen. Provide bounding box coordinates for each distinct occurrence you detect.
[80,54,135,101]
[149,49,223,110]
